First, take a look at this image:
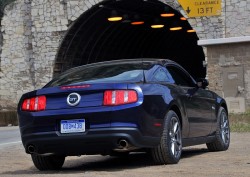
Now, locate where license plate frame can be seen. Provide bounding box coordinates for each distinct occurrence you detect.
[60,119,85,134]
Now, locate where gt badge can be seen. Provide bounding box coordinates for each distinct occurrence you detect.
[67,93,81,106]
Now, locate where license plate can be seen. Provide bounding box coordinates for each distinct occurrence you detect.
[60,119,85,134]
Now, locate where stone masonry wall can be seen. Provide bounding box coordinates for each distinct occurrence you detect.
[207,42,250,109]
[31,0,68,89]
[30,0,102,89]
[205,0,250,112]
[0,0,250,110]
[225,0,250,37]
[0,0,33,109]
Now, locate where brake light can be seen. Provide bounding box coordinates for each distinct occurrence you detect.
[103,90,138,106]
[21,96,46,111]
[61,85,90,90]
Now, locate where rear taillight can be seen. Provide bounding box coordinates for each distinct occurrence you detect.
[103,90,138,106]
[21,96,46,111]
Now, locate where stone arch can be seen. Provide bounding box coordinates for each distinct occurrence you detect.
[54,0,206,79]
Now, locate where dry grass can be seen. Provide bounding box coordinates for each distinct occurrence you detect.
[229,110,250,132]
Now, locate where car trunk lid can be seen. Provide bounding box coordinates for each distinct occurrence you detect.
[35,83,141,110]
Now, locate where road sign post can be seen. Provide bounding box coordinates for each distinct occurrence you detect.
[178,0,222,17]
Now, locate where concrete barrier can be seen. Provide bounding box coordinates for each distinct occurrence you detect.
[0,111,18,126]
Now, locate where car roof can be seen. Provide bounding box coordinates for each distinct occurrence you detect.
[59,58,182,77]
[68,58,177,71]
[87,58,176,65]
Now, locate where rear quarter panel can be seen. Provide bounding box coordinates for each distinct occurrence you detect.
[140,83,189,138]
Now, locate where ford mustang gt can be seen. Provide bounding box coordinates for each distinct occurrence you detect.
[18,59,230,170]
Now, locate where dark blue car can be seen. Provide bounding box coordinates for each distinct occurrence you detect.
[18,59,230,170]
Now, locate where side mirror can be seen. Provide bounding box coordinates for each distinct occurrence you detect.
[197,78,209,89]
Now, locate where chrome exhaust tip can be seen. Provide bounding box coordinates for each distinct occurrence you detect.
[27,145,35,154]
[114,139,138,152]
[118,139,129,148]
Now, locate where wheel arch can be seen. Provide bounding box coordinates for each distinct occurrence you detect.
[169,104,183,128]
[220,102,228,115]
[168,101,189,138]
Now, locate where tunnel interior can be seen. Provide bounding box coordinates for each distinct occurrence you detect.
[55,0,206,80]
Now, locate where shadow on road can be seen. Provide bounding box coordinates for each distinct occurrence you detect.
[182,148,209,159]
[1,148,210,175]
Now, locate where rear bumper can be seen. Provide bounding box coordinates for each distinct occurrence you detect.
[21,127,160,155]
[18,96,165,155]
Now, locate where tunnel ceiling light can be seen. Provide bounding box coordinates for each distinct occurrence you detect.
[170,22,182,31]
[108,16,123,22]
[151,24,164,28]
[108,10,123,22]
[161,13,175,17]
[131,21,145,25]
[170,27,182,31]
[151,19,164,29]
[160,6,174,17]
[187,29,196,33]
[180,17,187,20]
[131,15,144,25]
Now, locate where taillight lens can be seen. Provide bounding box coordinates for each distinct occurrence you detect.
[103,90,138,106]
[21,96,46,111]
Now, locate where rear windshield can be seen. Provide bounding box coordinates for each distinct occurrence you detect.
[45,62,152,87]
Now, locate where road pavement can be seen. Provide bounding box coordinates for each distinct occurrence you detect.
[0,126,21,149]
[0,127,250,177]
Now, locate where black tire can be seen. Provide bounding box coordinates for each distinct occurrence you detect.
[151,110,182,164]
[31,154,65,171]
[206,107,230,151]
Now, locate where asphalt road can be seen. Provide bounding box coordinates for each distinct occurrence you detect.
[0,127,250,177]
[0,126,21,149]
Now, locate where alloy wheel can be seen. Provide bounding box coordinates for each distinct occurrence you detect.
[169,117,182,158]
[220,111,230,145]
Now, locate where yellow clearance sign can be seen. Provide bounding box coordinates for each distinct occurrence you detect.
[178,0,222,17]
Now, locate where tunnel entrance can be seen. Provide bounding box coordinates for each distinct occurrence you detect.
[55,0,206,80]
